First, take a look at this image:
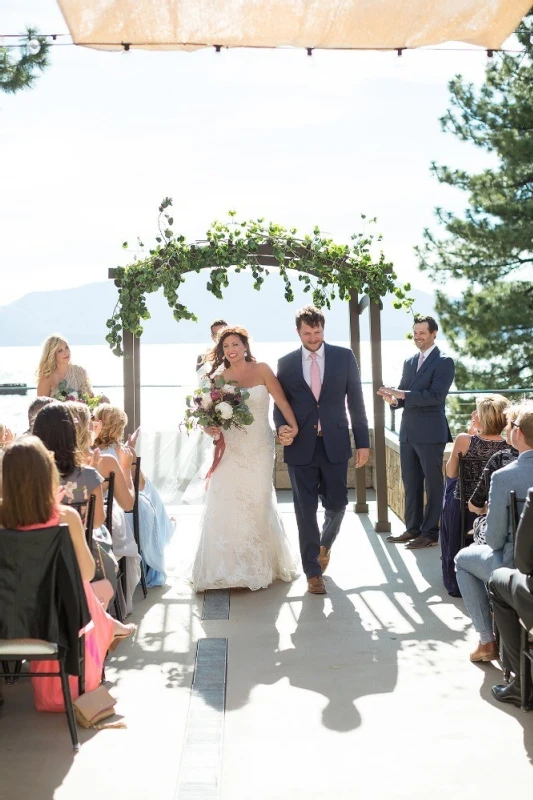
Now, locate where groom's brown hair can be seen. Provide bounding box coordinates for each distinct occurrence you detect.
[295,305,325,330]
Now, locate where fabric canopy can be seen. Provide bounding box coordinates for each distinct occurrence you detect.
[58,0,531,52]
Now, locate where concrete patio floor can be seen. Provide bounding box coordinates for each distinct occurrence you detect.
[1,492,533,800]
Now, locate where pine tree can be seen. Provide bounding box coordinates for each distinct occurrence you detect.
[0,28,50,94]
[416,14,533,392]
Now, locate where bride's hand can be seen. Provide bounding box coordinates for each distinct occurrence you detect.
[278,425,296,446]
[204,425,221,439]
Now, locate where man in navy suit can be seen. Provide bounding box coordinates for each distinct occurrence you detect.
[274,306,370,595]
[378,315,455,549]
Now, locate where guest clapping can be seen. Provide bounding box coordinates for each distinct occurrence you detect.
[93,404,175,587]
[440,394,510,596]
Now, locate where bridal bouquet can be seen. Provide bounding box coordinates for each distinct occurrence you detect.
[183,376,254,485]
[183,376,254,432]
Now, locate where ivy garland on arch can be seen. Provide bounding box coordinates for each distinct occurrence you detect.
[106,198,413,356]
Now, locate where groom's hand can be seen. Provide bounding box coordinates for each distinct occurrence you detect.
[277,425,294,446]
[355,448,369,468]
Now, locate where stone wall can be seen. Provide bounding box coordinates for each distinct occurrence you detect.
[274,429,375,490]
[384,430,452,522]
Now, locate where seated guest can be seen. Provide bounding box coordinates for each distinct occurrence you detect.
[33,403,106,529]
[27,396,55,432]
[455,401,533,662]
[0,436,135,711]
[489,487,533,707]
[441,394,510,596]
[66,401,135,512]
[67,400,141,614]
[94,404,175,587]
[467,405,520,545]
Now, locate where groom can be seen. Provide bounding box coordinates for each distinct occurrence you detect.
[274,305,370,595]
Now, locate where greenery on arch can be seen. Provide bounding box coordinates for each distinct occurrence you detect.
[106,198,412,356]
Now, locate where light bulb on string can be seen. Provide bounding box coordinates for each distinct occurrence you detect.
[395,47,406,69]
[28,38,41,55]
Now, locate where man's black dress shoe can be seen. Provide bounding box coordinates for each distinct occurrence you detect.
[491,680,532,709]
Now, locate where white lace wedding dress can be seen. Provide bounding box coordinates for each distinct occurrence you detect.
[191,384,299,591]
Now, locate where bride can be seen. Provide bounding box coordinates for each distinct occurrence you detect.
[191,326,300,592]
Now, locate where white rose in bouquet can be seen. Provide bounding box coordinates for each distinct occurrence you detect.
[216,401,234,420]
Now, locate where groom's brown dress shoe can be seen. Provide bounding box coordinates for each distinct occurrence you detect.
[386,531,418,543]
[307,576,327,594]
[318,546,331,574]
[405,535,438,549]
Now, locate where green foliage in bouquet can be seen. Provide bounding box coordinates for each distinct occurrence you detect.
[183,378,254,432]
[81,393,106,411]
[106,199,412,356]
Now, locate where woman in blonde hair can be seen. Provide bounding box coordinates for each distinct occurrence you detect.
[440,393,510,596]
[67,401,140,614]
[36,334,93,401]
[94,403,174,587]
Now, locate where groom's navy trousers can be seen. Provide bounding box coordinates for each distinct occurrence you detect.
[274,343,369,579]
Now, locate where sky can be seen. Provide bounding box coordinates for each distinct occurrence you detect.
[1,1,499,307]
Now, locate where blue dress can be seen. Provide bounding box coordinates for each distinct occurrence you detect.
[139,477,175,587]
[99,446,175,589]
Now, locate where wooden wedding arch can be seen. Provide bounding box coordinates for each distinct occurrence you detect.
[107,211,403,533]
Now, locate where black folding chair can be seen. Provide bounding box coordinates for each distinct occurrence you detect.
[458,454,488,549]
[103,472,126,623]
[0,525,90,751]
[125,457,148,599]
[67,494,96,549]
[508,490,533,711]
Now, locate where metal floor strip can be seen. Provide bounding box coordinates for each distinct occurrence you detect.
[202,589,230,620]
[174,638,228,800]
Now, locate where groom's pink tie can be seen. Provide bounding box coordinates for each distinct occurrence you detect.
[417,351,425,371]
[310,352,321,431]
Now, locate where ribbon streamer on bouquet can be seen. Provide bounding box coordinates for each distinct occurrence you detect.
[205,432,226,489]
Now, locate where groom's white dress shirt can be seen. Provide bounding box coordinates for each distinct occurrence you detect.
[302,344,325,388]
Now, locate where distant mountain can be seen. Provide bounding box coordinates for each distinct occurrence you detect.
[0,273,436,345]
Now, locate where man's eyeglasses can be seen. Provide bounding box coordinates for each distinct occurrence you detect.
[511,421,520,429]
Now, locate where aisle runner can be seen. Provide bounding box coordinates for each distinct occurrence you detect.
[174,638,228,800]
[202,589,230,620]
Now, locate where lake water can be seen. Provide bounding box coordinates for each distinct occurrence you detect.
[0,339,418,434]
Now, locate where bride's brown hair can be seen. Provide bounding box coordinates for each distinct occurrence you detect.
[206,326,256,377]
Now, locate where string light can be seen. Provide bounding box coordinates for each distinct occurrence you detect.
[0,31,530,55]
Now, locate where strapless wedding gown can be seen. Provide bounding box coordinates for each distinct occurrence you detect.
[191,385,299,591]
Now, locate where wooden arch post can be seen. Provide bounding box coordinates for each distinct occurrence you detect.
[348,292,390,533]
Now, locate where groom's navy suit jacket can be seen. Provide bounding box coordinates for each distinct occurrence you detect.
[274,343,369,466]
[396,347,454,444]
